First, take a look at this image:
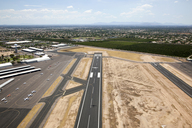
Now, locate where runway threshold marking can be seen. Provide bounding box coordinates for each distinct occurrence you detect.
[97,72,100,78]
[17,103,44,128]
[90,72,93,78]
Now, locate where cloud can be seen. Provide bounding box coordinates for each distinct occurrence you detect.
[174,15,183,18]
[84,9,92,13]
[24,5,41,7]
[67,6,73,9]
[120,4,153,17]
[174,1,178,3]
[163,13,170,16]
[95,11,103,15]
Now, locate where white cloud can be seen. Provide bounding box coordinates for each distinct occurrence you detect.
[163,13,170,16]
[174,1,178,3]
[24,5,41,7]
[84,9,92,13]
[120,4,153,17]
[67,6,73,9]
[95,11,103,15]
[174,15,183,18]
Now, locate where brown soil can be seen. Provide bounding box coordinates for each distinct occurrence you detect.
[73,58,92,80]
[59,46,178,62]
[43,90,84,128]
[103,58,192,128]
[65,80,82,90]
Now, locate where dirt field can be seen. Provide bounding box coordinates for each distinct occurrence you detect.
[73,58,92,80]
[103,58,192,128]
[43,90,84,128]
[65,80,82,90]
[59,46,178,62]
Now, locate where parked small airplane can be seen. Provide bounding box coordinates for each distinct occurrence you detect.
[1,97,6,101]
[24,97,29,101]
[31,90,36,93]
[28,94,33,97]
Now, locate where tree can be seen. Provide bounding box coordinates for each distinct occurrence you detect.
[1,54,4,60]
[10,54,14,58]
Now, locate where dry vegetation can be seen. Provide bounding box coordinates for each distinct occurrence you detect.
[59,46,178,62]
[18,103,44,128]
[103,58,192,128]
[73,58,92,80]
[42,76,63,98]
[62,58,77,74]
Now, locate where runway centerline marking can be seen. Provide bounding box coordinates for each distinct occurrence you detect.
[90,98,93,108]
[87,115,91,128]
[92,87,94,94]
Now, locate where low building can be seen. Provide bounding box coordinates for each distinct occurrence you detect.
[5,41,31,45]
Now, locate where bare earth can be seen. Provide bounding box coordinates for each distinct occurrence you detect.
[73,58,92,80]
[103,58,192,128]
[65,80,82,90]
[59,46,178,62]
[43,90,84,128]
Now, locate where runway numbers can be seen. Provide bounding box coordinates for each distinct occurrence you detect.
[97,72,100,78]
[90,72,93,78]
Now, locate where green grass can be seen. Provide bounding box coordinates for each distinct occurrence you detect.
[74,40,192,57]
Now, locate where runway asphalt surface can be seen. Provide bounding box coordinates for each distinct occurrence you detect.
[74,53,102,128]
[169,62,192,78]
[151,63,192,98]
[0,51,76,128]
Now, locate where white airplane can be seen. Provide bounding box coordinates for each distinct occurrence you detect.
[31,90,36,93]
[1,97,6,101]
[28,94,33,97]
[24,97,29,101]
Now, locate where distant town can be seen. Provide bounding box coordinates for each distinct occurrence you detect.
[0,25,192,45]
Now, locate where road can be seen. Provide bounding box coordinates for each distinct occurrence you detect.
[151,63,192,98]
[75,53,102,128]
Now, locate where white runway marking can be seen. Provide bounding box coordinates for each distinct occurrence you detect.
[97,72,100,78]
[90,72,93,78]
[92,87,94,94]
[87,115,91,128]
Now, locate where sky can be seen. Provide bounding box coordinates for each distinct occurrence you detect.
[0,0,191,25]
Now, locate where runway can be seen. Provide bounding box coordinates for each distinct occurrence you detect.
[74,53,102,128]
[151,63,192,98]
